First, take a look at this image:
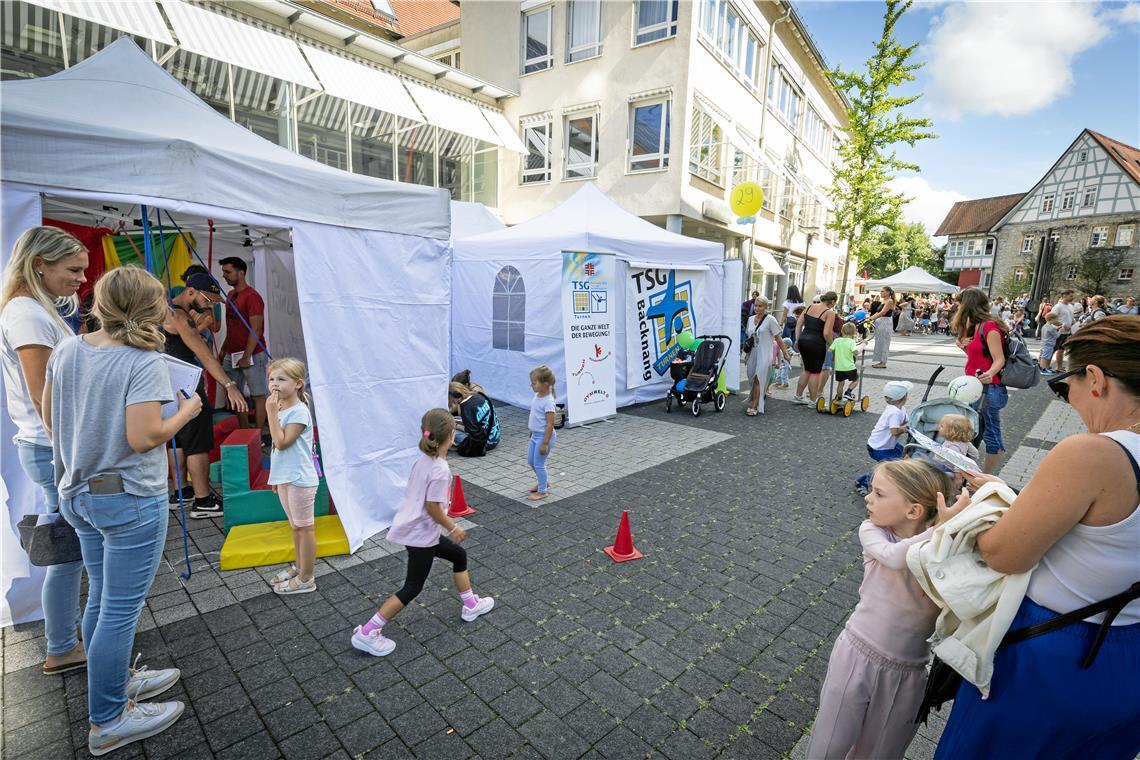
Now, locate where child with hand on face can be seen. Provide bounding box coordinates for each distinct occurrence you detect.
[807,459,961,760]
[265,359,320,594]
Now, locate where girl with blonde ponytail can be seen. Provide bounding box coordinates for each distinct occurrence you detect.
[42,266,202,750]
[0,225,89,676]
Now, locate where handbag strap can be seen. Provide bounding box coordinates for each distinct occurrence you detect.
[1002,582,1140,668]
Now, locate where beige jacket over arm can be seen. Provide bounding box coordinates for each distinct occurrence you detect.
[905,482,1034,698]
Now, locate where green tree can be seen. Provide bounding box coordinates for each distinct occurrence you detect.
[859,221,937,278]
[827,0,937,294]
[1071,247,1129,295]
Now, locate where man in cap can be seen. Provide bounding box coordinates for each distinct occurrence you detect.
[164,273,248,518]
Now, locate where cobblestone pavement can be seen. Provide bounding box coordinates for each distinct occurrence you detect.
[1,334,1058,759]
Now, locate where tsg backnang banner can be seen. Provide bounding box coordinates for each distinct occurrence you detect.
[561,251,616,425]
[626,266,703,388]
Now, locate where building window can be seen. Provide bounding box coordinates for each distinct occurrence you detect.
[564,112,598,178]
[779,175,795,219]
[1082,187,1097,208]
[629,98,670,171]
[697,0,761,87]
[985,238,996,256]
[1120,268,1135,281]
[1116,224,1135,247]
[980,270,992,288]
[688,106,723,185]
[434,49,460,68]
[1061,190,1076,211]
[1014,267,1026,282]
[803,106,831,157]
[767,64,801,131]
[1078,150,1088,162]
[634,0,678,44]
[566,0,603,62]
[1021,234,1034,253]
[521,120,551,184]
[1065,265,1078,280]
[370,0,396,17]
[522,7,552,73]
[948,240,962,257]
[1090,226,1109,247]
[759,163,774,210]
[1041,193,1055,213]
[492,266,525,351]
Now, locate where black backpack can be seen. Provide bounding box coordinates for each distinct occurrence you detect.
[983,325,1039,390]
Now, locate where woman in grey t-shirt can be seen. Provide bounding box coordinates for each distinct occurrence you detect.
[43,267,201,755]
[0,226,87,675]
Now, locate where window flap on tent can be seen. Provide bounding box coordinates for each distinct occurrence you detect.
[300,45,423,124]
[160,0,320,90]
[404,79,502,147]
[27,0,174,44]
[482,109,527,154]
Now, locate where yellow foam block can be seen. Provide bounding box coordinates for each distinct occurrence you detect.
[220,514,350,571]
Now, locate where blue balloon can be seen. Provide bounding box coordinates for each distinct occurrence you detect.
[854,309,867,321]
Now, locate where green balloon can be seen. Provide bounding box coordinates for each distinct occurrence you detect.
[677,330,695,350]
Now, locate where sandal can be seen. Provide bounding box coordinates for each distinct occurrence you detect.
[274,575,316,595]
[745,408,758,416]
[527,492,548,502]
[270,565,299,584]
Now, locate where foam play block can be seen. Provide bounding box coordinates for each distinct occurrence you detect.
[219,429,329,532]
[219,514,349,570]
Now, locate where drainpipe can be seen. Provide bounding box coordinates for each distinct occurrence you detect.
[763,5,794,307]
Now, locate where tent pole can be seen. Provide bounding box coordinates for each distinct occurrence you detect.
[140,205,154,273]
[227,64,236,121]
[57,12,70,69]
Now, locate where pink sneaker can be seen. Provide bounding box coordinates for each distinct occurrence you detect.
[351,626,396,657]
[461,596,495,622]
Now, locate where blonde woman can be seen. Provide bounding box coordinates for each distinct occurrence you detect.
[44,267,202,755]
[0,226,88,675]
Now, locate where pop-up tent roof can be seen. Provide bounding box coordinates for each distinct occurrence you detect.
[866,266,960,294]
[0,37,448,239]
[450,201,505,242]
[456,183,723,262]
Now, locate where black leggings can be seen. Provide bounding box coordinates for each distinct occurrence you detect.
[395,536,468,605]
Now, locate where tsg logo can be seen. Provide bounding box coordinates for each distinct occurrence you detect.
[632,269,695,380]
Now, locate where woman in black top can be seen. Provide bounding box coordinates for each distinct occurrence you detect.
[872,287,896,368]
[793,292,838,405]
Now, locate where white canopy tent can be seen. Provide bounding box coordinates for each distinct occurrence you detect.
[451,184,728,410]
[1,39,451,625]
[449,201,505,243]
[866,266,960,294]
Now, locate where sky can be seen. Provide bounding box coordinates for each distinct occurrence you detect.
[793,0,1140,237]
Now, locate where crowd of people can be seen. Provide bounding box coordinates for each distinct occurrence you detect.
[4,223,1138,757]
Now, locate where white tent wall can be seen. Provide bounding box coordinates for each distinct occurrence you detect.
[1,185,47,626]
[452,255,727,411]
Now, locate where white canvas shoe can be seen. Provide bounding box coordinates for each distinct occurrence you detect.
[126,656,180,701]
[88,700,184,756]
[461,596,495,622]
[351,626,396,657]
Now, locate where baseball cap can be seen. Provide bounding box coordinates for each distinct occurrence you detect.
[883,381,912,401]
[185,273,222,296]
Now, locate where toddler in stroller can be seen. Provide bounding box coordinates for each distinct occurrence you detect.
[665,335,731,417]
[902,376,983,481]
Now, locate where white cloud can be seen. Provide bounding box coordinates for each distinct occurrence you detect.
[888,176,967,237]
[926,2,1110,118]
[1117,2,1140,24]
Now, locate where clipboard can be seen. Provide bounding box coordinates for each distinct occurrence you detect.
[161,354,203,419]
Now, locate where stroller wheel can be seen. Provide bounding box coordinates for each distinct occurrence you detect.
[815,397,827,414]
[691,400,702,417]
[665,395,672,413]
[714,392,727,412]
[861,396,871,412]
[844,401,854,417]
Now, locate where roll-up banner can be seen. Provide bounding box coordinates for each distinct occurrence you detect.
[625,265,706,388]
[561,251,617,425]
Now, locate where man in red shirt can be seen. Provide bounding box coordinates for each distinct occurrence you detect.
[220,256,269,434]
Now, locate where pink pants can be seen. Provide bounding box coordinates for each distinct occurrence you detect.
[276,483,317,528]
[806,630,928,759]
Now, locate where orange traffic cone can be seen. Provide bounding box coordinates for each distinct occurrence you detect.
[603,510,643,562]
[447,475,475,518]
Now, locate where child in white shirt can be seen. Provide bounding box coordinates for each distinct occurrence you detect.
[854,381,911,494]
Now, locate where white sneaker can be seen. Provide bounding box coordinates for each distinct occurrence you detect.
[351,626,396,657]
[88,700,184,756]
[461,596,495,622]
[126,656,180,701]
[792,395,810,405]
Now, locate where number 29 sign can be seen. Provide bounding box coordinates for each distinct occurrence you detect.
[729,182,764,223]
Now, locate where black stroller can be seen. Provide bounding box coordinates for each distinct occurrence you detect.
[665,335,731,417]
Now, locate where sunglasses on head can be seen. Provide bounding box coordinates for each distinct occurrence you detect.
[1047,365,1116,403]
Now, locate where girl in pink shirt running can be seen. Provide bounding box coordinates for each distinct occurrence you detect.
[351,409,494,657]
[807,458,956,759]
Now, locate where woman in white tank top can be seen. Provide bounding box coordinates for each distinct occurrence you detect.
[934,314,1140,759]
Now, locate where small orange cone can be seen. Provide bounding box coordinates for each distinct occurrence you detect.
[603,510,643,562]
[447,476,475,518]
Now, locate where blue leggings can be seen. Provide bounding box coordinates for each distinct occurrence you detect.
[935,597,1140,759]
[527,431,555,494]
[855,444,904,490]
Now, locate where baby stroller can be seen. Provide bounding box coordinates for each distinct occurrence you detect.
[665,334,731,417]
[903,366,985,463]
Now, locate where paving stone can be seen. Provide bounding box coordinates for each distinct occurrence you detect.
[279,721,341,760]
[336,711,396,756]
[517,710,590,760]
[202,707,266,753]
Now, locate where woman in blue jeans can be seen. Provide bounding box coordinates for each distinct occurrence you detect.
[44,267,202,756]
[952,287,1009,474]
[0,226,88,675]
